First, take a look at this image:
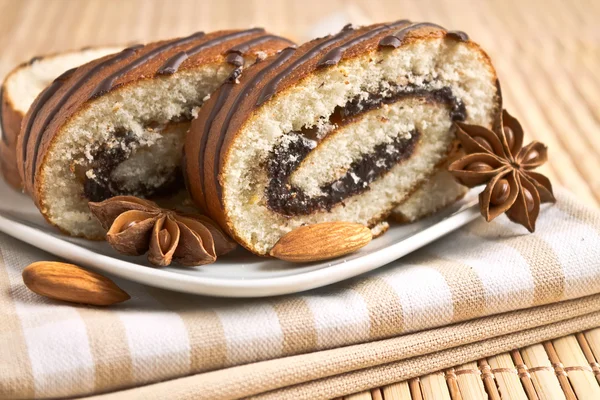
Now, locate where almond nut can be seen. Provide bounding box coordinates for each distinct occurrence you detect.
[269,221,372,262]
[22,262,130,306]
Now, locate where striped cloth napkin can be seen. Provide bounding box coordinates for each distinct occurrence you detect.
[1,188,600,400]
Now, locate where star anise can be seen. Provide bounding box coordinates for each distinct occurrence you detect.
[88,196,237,267]
[448,109,555,232]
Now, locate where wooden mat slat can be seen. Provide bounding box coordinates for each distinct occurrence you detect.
[408,378,424,400]
[370,389,384,400]
[420,372,451,400]
[488,353,528,400]
[381,382,412,400]
[552,336,600,399]
[511,350,540,400]
[477,359,501,400]
[454,362,487,400]
[520,344,566,400]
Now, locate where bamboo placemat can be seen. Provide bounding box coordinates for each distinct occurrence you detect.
[0,0,598,399]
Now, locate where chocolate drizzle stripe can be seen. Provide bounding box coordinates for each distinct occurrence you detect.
[197,84,234,209]
[255,27,357,106]
[0,86,6,145]
[378,22,446,48]
[157,28,265,75]
[27,46,143,185]
[157,51,189,75]
[181,149,190,198]
[224,34,294,67]
[446,30,469,42]
[211,47,297,205]
[28,56,43,65]
[90,31,205,97]
[20,67,77,183]
[226,35,294,55]
[316,20,411,67]
[225,53,245,67]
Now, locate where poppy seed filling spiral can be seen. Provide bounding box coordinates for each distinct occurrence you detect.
[266,85,466,216]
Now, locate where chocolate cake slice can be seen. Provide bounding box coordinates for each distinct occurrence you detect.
[1,47,122,189]
[185,21,501,255]
[17,29,293,239]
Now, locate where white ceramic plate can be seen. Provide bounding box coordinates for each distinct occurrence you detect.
[0,178,480,297]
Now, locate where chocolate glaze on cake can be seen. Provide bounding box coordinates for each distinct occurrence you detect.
[22,67,78,186]
[256,21,468,106]
[378,23,466,48]
[255,26,356,106]
[316,20,413,67]
[156,29,269,75]
[92,30,290,96]
[17,29,293,201]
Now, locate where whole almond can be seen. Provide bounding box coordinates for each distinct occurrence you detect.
[22,262,130,306]
[269,221,372,262]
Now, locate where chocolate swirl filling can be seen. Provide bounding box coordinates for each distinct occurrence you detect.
[80,126,185,202]
[265,85,466,216]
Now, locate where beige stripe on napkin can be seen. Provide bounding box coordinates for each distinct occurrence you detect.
[351,277,405,339]
[557,195,600,236]
[0,248,35,399]
[467,222,566,306]
[272,298,318,356]
[419,255,487,322]
[77,308,133,393]
[150,288,228,372]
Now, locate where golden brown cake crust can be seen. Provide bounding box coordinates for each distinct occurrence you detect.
[184,21,499,249]
[1,76,26,189]
[0,140,21,189]
[17,29,293,209]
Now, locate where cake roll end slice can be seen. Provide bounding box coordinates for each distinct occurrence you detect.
[18,30,293,239]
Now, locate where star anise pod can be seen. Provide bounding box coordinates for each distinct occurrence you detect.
[448,109,555,232]
[88,196,237,267]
